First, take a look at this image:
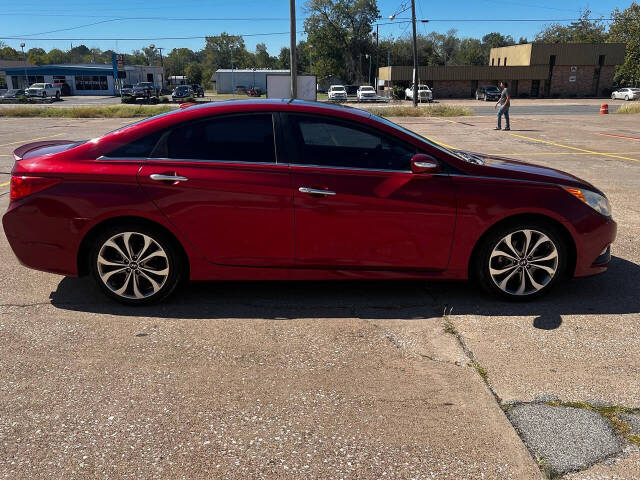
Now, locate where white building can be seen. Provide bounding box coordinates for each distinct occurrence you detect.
[1,63,164,95]
[214,69,290,94]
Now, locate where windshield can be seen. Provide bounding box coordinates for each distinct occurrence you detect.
[332,86,345,91]
[360,87,374,91]
[30,83,45,88]
[485,86,500,92]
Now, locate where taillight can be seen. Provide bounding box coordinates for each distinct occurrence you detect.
[10,176,61,201]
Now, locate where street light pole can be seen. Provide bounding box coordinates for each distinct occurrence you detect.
[20,42,28,88]
[289,0,297,99]
[365,54,371,85]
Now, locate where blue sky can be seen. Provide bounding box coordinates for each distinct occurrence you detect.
[0,0,633,56]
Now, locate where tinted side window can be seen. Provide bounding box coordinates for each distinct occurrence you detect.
[107,130,164,158]
[160,113,276,163]
[289,115,414,171]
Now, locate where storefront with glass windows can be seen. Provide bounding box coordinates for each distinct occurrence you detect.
[1,64,164,95]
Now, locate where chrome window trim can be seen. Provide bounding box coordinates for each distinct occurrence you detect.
[145,157,279,166]
[97,156,147,161]
[289,163,412,174]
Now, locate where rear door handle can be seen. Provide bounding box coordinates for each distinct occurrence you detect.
[150,173,189,182]
[298,187,336,196]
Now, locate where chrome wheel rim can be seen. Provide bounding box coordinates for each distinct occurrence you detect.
[489,229,559,296]
[97,232,169,299]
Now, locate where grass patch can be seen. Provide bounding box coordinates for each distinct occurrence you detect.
[0,105,175,118]
[361,104,471,117]
[614,103,640,114]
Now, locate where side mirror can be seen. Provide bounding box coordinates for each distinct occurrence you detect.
[411,154,441,174]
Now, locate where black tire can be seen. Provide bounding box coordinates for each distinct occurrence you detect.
[473,221,567,301]
[55,91,60,100]
[90,224,184,305]
[484,94,489,101]
[42,91,47,98]
[625,95,629,101]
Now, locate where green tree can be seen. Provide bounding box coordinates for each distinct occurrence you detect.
[185,62,203,84]
[255,43,276,69]
[304,0,380,82]
[164,48,197,77]
[608,2,640,86]
[26,48,47,65]
[0,46,22,61]
[456,38,486,65]
[535,10,607,43]
[203,33,250,70]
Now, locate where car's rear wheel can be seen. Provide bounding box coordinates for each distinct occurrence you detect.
[90,225,182,305]
[475,222,567,300]
[611,93,616,100]
[625,95,630,101]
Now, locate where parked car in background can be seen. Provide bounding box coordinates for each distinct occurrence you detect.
[25,83,61,100]
[120,84,134,96]
[476,85,501,101]
[0,89,26,99]
[344,85,359,98]
[357,85,377,102]
[132,82,159,98]
[3,100,616,305]
[191,84,205,97]
[611,87,640,101]
[52,82,71,96]
[171,85,194,100]
[246,87,263,97]
[328,85,347,102]
[405,84,432,102]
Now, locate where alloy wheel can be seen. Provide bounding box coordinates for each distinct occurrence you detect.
[96,232,170,300]
[489,229,559,296]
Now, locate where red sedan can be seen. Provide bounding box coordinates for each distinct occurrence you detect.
[3,100,615,304]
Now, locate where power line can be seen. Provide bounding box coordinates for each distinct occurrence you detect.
[0,32,291,41]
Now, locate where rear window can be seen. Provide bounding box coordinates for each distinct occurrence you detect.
[106,130,164,158]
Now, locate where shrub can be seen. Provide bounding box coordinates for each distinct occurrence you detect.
[361,105,471,117]
[615,103,640,114]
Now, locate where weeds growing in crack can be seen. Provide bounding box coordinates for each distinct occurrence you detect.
[442,306,457,335]
[546,401,640,447]
[536,455,562,480]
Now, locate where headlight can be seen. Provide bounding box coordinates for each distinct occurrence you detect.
[563,186,612,217]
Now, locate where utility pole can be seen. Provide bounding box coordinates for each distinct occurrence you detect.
[158,47,164,90]
[375,23,379,92]
[289,0,297,99]
[309,44,312,75]
[389,1,419,106]
[410,0,418,107]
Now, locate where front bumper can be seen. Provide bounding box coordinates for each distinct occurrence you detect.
[573,216,617,277]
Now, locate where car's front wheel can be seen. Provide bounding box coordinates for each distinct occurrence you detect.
[90,225,183,305]
[611,94,616,100]
[475,223,567,300]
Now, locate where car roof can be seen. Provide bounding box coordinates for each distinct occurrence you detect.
[105,99,372,140]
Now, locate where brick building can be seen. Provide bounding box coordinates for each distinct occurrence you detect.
[378,43,625,99]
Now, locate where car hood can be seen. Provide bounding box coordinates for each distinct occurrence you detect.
[457,151,600,193]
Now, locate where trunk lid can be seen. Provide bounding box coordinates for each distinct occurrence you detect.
[13,140,84,161]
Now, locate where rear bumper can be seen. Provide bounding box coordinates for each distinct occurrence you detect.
[3,199,80,277]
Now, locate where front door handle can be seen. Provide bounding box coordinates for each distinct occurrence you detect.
[150,173,189,182]
[298,187,336,196]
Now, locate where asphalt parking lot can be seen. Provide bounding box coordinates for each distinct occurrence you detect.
[0,111,639,479]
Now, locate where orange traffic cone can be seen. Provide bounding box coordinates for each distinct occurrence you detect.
[600,104,609,114]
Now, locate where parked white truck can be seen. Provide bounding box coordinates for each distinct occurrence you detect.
[25,83,61,100]
[405,84,433,102]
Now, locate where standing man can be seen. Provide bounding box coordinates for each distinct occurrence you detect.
[495,81,511,131]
